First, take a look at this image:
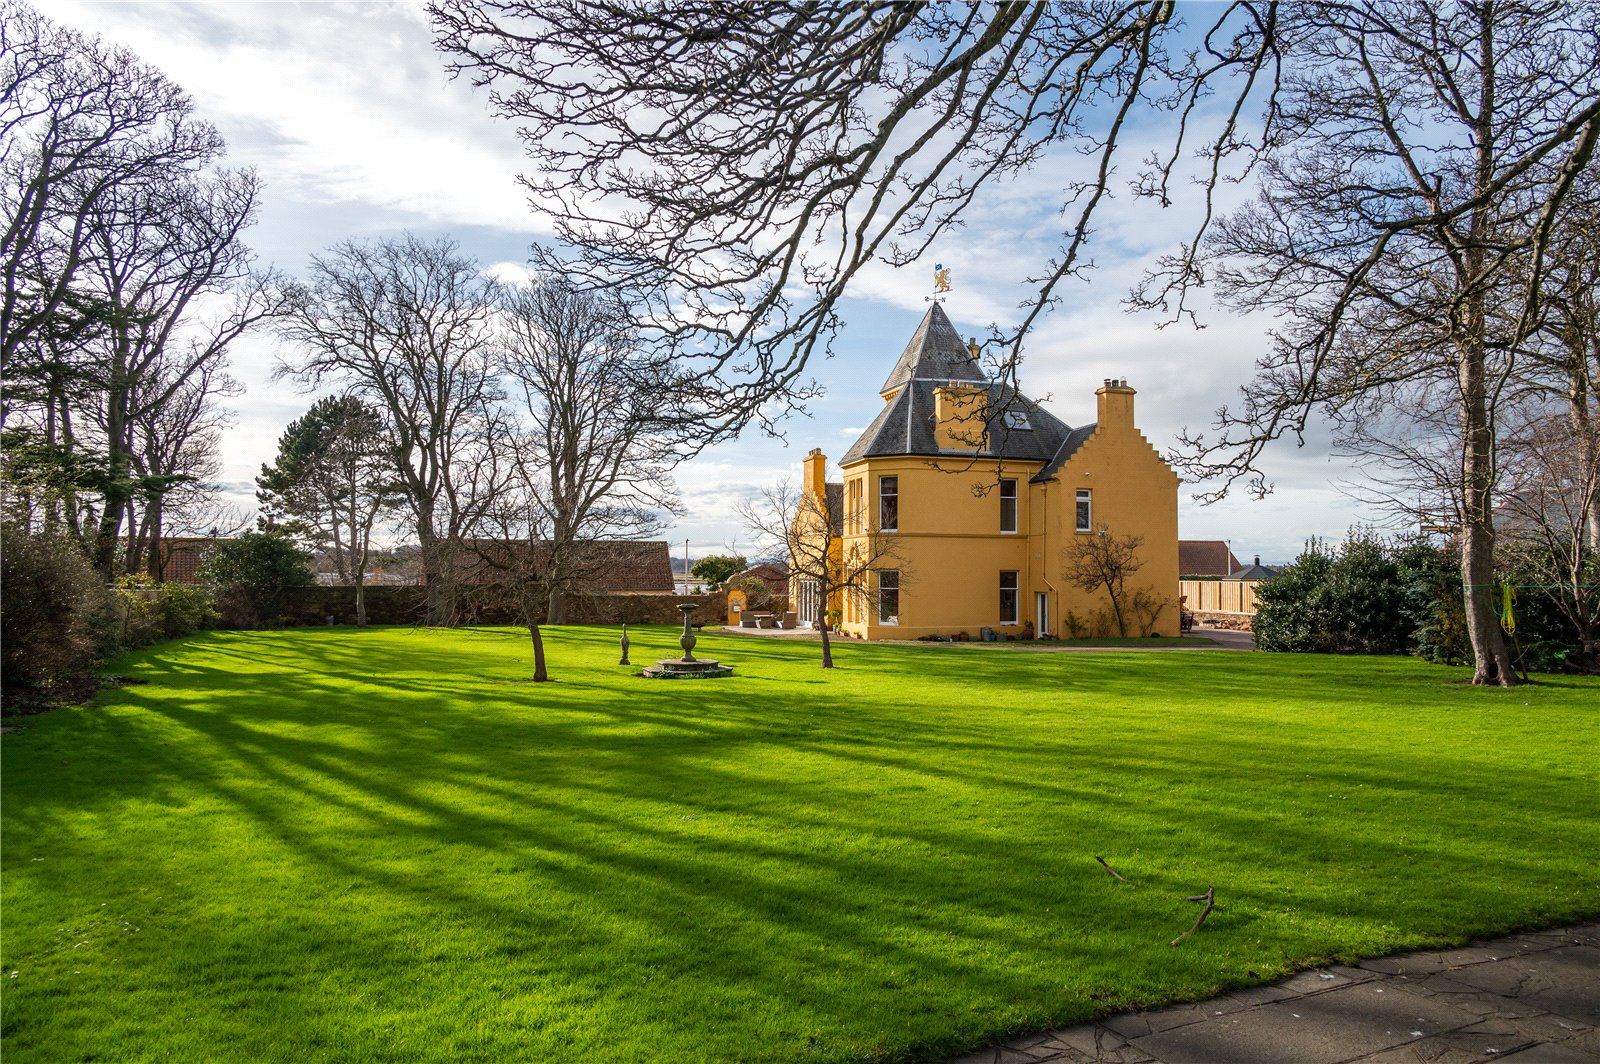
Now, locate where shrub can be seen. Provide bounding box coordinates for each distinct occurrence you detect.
[199,532,313,628]
[1255,531,1414,654]
[113,574,218,648]
[1398,541,1470,665]
[0,525,118,713]
[158,582,217,638]
[1253,541,1336,652]
[113,574,164,648]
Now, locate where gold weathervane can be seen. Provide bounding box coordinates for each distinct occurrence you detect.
[928,262,952,302]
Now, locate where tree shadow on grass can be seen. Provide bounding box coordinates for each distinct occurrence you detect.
[4,627,1597,1062]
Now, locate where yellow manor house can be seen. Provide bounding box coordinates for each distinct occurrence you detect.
[791,303,1179,641]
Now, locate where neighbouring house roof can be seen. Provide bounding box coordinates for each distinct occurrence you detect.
[152,537,219,584]
[1229,557,1281,581]
[825,482,844,534]
[730,562,789,597]
[459,539,675,592]
[1178,540,1245,578]
[878,302,988,397]
[841,380,1074,467]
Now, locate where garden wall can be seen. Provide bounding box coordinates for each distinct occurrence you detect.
[261,586,726,629]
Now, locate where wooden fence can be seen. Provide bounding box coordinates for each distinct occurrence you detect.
[1179,579,1262,616]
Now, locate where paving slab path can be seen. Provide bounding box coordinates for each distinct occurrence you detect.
[948,924,1600,1064]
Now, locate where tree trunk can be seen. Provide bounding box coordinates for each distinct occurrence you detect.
[1458,333,1518,686]
[416,515,456,626]
[1108,590,1127,638]
[143,495,165,581]
[547,587,566,625]
[819,616,834,668]
[93,444,129,579]
[354,571,367,628]
[1568,366,1600,554]
[527,619,549,681]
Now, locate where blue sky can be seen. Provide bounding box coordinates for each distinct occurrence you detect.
[40,0,1374,564]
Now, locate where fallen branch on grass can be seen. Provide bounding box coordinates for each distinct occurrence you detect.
[1095,855,1131,882]
[1170,887,1215,946]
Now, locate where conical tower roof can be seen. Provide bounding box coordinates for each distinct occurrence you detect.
[878,302,986,398]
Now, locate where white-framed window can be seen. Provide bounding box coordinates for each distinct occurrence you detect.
[878,475,899,531]
[798,579,821,627]
[877,569,900,624]
[999,478,1018,533]
[999,571,1019,625]
[1075,488,1092,533]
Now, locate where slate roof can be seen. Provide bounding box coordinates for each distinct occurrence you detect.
[878,303,987,396]
[1230,558,1281,581]
[1034,423,1097,483]
[825,482,844,534]
[841,379,1076,473]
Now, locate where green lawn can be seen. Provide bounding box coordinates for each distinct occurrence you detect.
[3,626,1596,1063]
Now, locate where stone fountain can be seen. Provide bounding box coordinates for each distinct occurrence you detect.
[641,603,734,679]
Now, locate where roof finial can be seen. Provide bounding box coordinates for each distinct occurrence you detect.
[926,262,951,303]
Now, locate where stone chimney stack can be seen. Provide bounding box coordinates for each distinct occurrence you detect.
[803,448,828,500]
[933,383,988,451]
[1095,378,1136,429]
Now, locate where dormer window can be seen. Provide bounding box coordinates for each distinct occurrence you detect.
[1004,410,1031,430]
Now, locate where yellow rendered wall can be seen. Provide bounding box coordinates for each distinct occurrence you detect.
[1039,402,1180,637]
[812,385,1177,643]
[835,456,1040,640]
[824,388,1179,641]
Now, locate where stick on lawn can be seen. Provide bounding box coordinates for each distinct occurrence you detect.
[1170,887,1215,946]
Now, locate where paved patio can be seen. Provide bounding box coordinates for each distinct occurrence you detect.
[717,626,1257,650]
[947,924,1600,1064]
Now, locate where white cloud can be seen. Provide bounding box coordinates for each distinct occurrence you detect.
[30,2,1377,564]
[40,0,539,234]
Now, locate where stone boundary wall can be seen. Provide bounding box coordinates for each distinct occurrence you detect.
[229,586,727,629]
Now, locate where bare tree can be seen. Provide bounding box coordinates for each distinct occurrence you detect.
[496,272,680,626]
[76,167,270,577]
[276,235,510,625]
[1064,526,1151,638]
[1523,177,1600,552]
[1172,2,1600,685]
[737,480,901,669]
[432,3,1598,435]
[2,1,227,371]
[429,1,1295,438]
[1498,403,1600,642]
[2,4,270,575]
[124,351,238,579]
